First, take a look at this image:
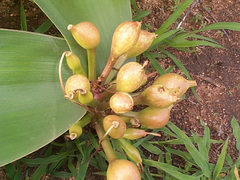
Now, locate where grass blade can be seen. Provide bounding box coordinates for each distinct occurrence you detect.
[133,10,150,21]
[143,159,200,180]
[20,1,27,31]
[35,19,53,34]
[231,117,240,152]
[213,137,229,180]
[141,142,164,155]
[150,29,180,48]
[30,164,47,180]
[167,122,211,177]
[192,132,209,161]
[155,0,194,35]
[197,22,240,32]
[130,0,140,13]
[169,40,223,48]
[4,163,16,179]
[145,52,165,75]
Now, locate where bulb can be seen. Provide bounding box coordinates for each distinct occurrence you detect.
[67,21,100,49]
[103,115,126,139]
[153,73,197,97]
[110,21,141,59]
[107,159,141,180]
[116,62,147,92]
[110,92,134,114]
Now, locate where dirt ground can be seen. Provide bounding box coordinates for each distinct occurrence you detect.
[0,0,239,179]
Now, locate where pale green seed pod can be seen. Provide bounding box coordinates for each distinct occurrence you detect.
[67,21,100,49]
[117,138,142,164]
[153,73,197,97]
[107,159,141,180]
[116,62,147,92]
[110,92,134,114]
[68,113,91,140]
[77,90,94,105]
[125,30,157,59]
[65,51,86,76]
[110,21,141,59]
[123,128,161,140]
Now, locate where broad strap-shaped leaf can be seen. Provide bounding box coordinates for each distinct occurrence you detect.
[34,0,132,76]
[0,29,85,167]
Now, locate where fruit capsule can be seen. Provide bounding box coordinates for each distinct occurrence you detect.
[153,73,197,97]
[117,138,142,164]
[138,85,182,108]
[64,74,91,100]
[67,21,100,49]
[123,128,161,140]
[103,115,126,139]
[65,51,86,76]
[125,30,157,59]
[110,21,141,59]
[110,92,134,114]
[107,159,141,180]
[116,62,147,92]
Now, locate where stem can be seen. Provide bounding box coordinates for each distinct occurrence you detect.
[78,113,92,127]
[105,54,127,83]
[97,54,116,85]
[93,85,116,102]
[96,101,110,111]
[95,122,117,163]
[188,80,197,87]
[87,48,97,81]
[58,52,66,94]
[132,93,144,105]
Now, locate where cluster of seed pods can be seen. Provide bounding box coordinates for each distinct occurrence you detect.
[60,21,197,180]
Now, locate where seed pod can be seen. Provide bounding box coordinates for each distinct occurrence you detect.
[139,85,182,108]
[110,92,134,114]
[65,74,91,100]
[103,115,126,139]
[125,30,157,59]
[68,113,91,140]
[107,159,141,180]
[77,90,94,105]
[116,62,147,92]
[117,138,142,164]
[67,21,100,49]
[65,51,86,76]
[123,128,161,140]
[138,106,172,129]
[111,21,141,59]
[153,73,197,97]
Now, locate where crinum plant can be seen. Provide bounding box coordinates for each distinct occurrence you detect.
[1,0,240,179]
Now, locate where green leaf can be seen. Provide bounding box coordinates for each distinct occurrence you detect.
[192,132,209,161]
[30,165,47,180]
[197,22,240,32]
[167,122,211,177]
[231,117,240,152]
[20,1,27,31]
[169,40,223,48]
[155,0,194,35]
[133,10,151,21]
[35,19,53,34]
[213,137,229,180]
[145,52,165,75]
[34,0,132,75]
[0,30,85,167]
[143,159,200,180]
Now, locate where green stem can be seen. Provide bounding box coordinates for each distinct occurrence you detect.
[105,54,127,83]
[95,122,117,163]
[87,48,97,81]
[78,113,92,127]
